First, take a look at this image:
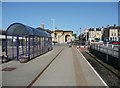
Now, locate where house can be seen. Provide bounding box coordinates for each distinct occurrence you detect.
[88,28,103,42]
[102,25,120,42]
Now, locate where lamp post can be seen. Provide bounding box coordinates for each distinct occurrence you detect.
[85,29,88,46]
[80,28,81,45]
[76,31,78,37]
[85,29,88,41]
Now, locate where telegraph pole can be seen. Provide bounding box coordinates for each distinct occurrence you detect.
[51,19,55,31]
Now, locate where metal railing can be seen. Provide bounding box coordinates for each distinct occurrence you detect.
[90,44,119,58]
[90,44,120,68]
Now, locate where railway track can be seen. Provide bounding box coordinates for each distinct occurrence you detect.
[81,50,120,87]
[86,51,120,79]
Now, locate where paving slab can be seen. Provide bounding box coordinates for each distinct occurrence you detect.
[2,45,64,86]
[74,47,108,86]
[33,46,108,86]
[2,44,108,87]
[33,47,76,86]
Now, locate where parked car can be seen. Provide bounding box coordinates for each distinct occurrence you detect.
[112,41,120,45]
[108,41,116,44]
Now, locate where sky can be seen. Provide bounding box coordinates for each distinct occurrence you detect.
[2,2,118,34]
[118,2,120,25]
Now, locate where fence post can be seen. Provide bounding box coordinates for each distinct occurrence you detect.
[106,46,108,62]
[5,34,8,59]
[28,35,30,60]
[33,36,34,58]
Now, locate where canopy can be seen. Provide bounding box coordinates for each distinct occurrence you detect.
[6,23,51,37]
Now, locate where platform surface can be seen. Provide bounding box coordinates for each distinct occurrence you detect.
[2,44,108,87]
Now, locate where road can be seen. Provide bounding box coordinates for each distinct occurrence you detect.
[2,44,108,87]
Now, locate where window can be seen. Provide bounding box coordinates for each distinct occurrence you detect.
[115,37,117,40]
[111,33,113,36]
[113,37,114,40]
[110,37,112,41]
[54,33,57,38]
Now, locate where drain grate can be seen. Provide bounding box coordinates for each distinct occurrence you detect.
[2,67,16,71]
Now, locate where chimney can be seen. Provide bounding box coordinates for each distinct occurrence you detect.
[41,22,44,29]
[114,24,116,27]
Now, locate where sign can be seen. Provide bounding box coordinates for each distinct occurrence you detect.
[85,29,88,33]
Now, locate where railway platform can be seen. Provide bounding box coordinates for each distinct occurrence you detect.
[2,44,108,87]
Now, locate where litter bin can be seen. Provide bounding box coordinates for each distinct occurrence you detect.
[19,55,28,63]
[69,43,72,47]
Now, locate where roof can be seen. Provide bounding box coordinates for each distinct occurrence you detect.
[89,28,102,31]
[108,26,120,29]
[6,23,51,37]
[0,30,6,35]
[53,29,73,33]
[36,27,52,34]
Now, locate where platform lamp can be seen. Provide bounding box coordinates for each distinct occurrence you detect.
[85,29,88,46]
[80,28,81,45]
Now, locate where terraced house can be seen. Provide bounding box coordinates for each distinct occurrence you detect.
[102,25,120,42]
[88,28,103,42]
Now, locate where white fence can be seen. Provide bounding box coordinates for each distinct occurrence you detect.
[90,44,120,58]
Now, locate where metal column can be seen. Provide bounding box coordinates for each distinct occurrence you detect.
[16,36,19,61]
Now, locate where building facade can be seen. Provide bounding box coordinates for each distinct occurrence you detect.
[102,26,120,42]
[88,28,103,42]
[51,30,74,43]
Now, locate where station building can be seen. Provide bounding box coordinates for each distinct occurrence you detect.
[51,29,74,44]
[37,23,74,43]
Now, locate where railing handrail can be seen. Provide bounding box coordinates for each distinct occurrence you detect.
[90,44,119,58]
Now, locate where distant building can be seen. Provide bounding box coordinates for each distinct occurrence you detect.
[51,29,74,43]
[102,25,120,42]
[0,30,6,51]
[37,23,52,34]
[41,22,44,29]
[88,28,103,42]
[37,23,74,43]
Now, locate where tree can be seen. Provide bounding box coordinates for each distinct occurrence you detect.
[72,34,77,38]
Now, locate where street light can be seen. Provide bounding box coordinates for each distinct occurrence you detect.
[80,28,81,45]
[85,29,88,46]
[85,29,88,41]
